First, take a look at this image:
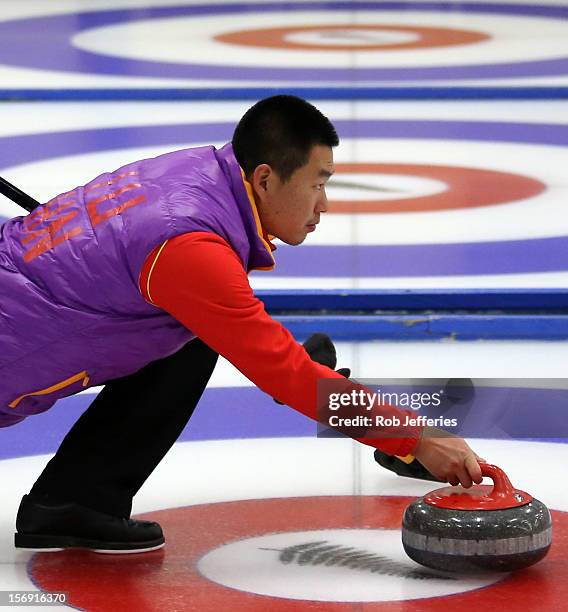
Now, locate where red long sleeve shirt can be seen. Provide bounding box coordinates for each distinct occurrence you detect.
[139,231,422,456]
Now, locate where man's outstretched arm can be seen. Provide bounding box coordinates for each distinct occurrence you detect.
[140,231,481,485]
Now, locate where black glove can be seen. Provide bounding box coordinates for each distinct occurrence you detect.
[274,333,350,404]
[302,332,351,378]
[373,450,444,482]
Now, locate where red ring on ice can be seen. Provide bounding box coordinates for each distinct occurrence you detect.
[30,496,568,610]
[328,163,546,213]
[215,24,489,51]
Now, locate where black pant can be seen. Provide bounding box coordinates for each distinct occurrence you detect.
[29,339,218,519]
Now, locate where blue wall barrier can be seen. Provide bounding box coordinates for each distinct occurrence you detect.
[1,87,568,101]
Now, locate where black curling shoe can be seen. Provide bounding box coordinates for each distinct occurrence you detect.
[15,494,165,554]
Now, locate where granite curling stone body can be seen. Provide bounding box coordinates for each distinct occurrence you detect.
[402,464,551,572]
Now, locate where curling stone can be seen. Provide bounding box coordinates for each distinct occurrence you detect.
[402,463,552,572]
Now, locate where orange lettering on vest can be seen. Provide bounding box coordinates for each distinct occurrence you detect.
[22,195,83,263]
[84,170,139,195]
[86,183,145,227]
[23,211,82,263]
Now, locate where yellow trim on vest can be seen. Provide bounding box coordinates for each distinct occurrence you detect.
[10,370,90,409]
[145,239,169,305]
[396,454,416,464]
[240,169,275,270]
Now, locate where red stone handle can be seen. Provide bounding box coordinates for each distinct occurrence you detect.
[480,463,515,498]
[424,462,531,509]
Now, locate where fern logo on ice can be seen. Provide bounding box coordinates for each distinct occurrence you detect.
[259,540,451,579]
[197,529,502,603]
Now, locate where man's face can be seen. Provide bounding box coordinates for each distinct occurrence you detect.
[252,144,334,245]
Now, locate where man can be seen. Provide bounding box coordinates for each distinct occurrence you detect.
[1,95,482,554]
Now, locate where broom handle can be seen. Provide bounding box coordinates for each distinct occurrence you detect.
[0,175,40,213]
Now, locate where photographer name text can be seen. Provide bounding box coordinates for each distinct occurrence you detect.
[328,414,458,428]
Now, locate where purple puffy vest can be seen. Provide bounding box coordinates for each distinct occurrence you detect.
[0,143,274,426]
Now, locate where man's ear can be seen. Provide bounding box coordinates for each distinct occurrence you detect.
[251,163,272,196]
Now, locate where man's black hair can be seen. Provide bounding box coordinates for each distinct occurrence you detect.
[232,95,339,182]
